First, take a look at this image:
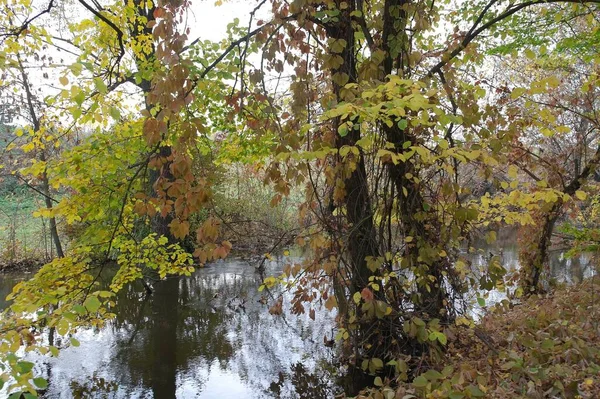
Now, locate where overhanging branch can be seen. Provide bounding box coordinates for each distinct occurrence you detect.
[427,0,600,78]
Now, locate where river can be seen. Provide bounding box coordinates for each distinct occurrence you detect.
[0,239,595,398]
[0,258,338,398]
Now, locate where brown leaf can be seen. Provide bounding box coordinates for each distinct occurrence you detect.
[361,287,374,302]
[269,297,283,315]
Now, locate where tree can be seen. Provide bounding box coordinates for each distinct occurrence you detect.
[0,0,599,396]
[238,0,600,391]
[466,3,600,292]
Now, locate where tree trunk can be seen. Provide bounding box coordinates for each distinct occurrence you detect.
[523,144,600,292]
[327,1,380,294]
[40,153,64,258]
[132,0,176,244]
[16,54,64,259]
[380,0,448,319]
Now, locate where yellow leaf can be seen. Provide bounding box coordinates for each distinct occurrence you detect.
[511,87,526,99]
[524,48,535,59]
[547,75,560,88]
[541,128,554,137]
[575,190,587,201]
[59,76,69,86]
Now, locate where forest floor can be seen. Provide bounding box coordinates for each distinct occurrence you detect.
[380,277,600,399]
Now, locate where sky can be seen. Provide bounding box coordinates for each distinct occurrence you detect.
[0,0,267,127]
[188,0,264,43]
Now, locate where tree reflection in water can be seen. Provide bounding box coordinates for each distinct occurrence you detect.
[4,245,592,398]
[30,258,338,398]
[151,277,178,398]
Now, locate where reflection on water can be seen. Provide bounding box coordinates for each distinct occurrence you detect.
[0,258,338,398]
[0,236,596,398]
[467,230,596,284]
[465,230,597,314]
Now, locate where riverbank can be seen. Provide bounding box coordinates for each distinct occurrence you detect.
[0,258,43,273]
[361,277,600,398]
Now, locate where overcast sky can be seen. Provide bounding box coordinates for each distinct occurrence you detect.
[189,0,264,42]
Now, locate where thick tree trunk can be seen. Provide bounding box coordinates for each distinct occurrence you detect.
[327,1,380,294]
[380,0,448,319]
[384,124,447,318]
[132,0,176,244]
[148,146,176,244]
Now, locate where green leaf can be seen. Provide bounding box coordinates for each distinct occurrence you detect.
[94,77,107,94]
[371,357,384,370]
[34,377,49,389]
[330,38,347,53]
[524,48,536,59]
[397,119,408,130]
[424,369,443,381]
[74,90,86,106]
[436,332,447,345]
[49,346,59,357]
[83,296,101,313]
[511,87,526,99]
[412,375,428,388]
[466,385,486,397]
[374,376,383,386]
[338,124,349,137]
[16,361,34,374]
[109,107,121,121]
[70,62,83,76]
[70,337,80,347]
[477,297,486,307]
[70,107,82,120]
[73,304,87,315]
[541,339,555,350]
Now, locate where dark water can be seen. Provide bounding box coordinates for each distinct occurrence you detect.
[1,258,338,398]
[0,238,596,399]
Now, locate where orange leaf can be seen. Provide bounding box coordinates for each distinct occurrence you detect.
[361,288,374,302]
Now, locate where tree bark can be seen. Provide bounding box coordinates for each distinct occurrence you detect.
[16,54,64,259]
[327,0,380,294]
[524,143,600,292]
[131,0,176,244]
[380,0,448,319]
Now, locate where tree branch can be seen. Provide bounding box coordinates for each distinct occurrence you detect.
[427,0,600,78]
[1,0,55,39]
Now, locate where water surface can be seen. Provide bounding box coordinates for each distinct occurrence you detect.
[0,236,596,398]
[1,258,337,398]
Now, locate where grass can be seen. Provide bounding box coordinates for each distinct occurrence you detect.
[0,192,54,263]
